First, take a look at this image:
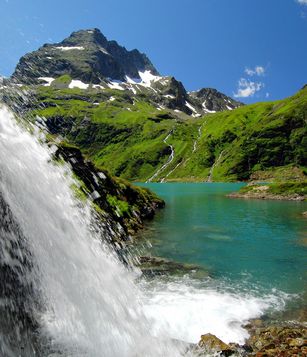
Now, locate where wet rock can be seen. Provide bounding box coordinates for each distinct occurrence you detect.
[197,333,236,356]
[245,326,307,356]
[288,337,306,347]
[136,255,206,278]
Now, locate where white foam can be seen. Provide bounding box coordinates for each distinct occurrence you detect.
[141,278,288,345]
[69,80,89,89]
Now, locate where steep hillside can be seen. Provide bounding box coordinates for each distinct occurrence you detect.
[190,85,307,181]
[20,84,307,182]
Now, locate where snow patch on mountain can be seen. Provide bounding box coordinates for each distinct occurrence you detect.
[56,46,85,51]
[107,81,125,91]
[185,101,198,114]
[69,80,89,89]
[38,77,55,86]
[202,101,216,113]
[138,70,161,87]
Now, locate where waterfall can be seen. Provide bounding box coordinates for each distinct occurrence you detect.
[0,103,289,357]
[0,105,186,356]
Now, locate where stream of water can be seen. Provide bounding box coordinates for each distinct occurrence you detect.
[0,104,306,356]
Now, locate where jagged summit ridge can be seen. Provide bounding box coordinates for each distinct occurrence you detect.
[190,88,241,112]
[13,28,158,83]
[11,28,242,115]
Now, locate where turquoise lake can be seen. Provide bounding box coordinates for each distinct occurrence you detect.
[137,183,307,300]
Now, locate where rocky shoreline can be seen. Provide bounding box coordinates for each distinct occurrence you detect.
[194,324,307,356]
[228,191,306,202]
[135,255,307,356]
[228,183,306,202]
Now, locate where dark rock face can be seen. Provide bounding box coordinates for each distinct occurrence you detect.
[12,28,158,84]
[189,88,242,112]
[11,28,242,116]
[151,76,190,113]
[55,145,164,243]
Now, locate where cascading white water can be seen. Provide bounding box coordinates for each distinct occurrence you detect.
[0,105,187,356]
[0,104,289,357]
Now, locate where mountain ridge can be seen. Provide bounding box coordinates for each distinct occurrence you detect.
[3,28,306,183]
[11,28,242,116]
[13,28,158,84]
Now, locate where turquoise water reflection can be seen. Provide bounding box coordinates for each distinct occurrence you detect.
[137,183,307,295]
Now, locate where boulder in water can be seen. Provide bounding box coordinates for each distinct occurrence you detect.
[197,333,235,356]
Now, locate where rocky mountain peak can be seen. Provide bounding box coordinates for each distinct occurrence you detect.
[11,28,242,116]
[12,28,159,84]
[190,87,242,112]
[60,28,108,47]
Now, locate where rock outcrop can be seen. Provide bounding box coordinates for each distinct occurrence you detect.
[13,28,158,84]
[194,326,307,356]
[55,144,164,244]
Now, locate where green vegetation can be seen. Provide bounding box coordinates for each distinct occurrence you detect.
[268,182,307,196]
[53,143,164,237]
[29,83,307,182]
[237,181,307,199]
[51,74,72,88]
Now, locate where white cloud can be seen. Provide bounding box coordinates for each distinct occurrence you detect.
[245,65,265,76]
[244,68,255,76]
[297,0,307,5]
[233,78,263,98]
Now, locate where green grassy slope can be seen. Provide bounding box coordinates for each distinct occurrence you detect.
[32,85,199,181]
[30,83,307,182]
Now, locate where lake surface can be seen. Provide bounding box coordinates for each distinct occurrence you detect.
[137,183,307,331]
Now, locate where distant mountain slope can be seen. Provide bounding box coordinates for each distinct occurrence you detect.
[21,84,306,182]
[174,85,307,181]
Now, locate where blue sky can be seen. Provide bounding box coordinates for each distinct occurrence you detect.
[0,0,306,103]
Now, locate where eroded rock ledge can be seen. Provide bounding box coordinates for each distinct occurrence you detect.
[55,144,165,245]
